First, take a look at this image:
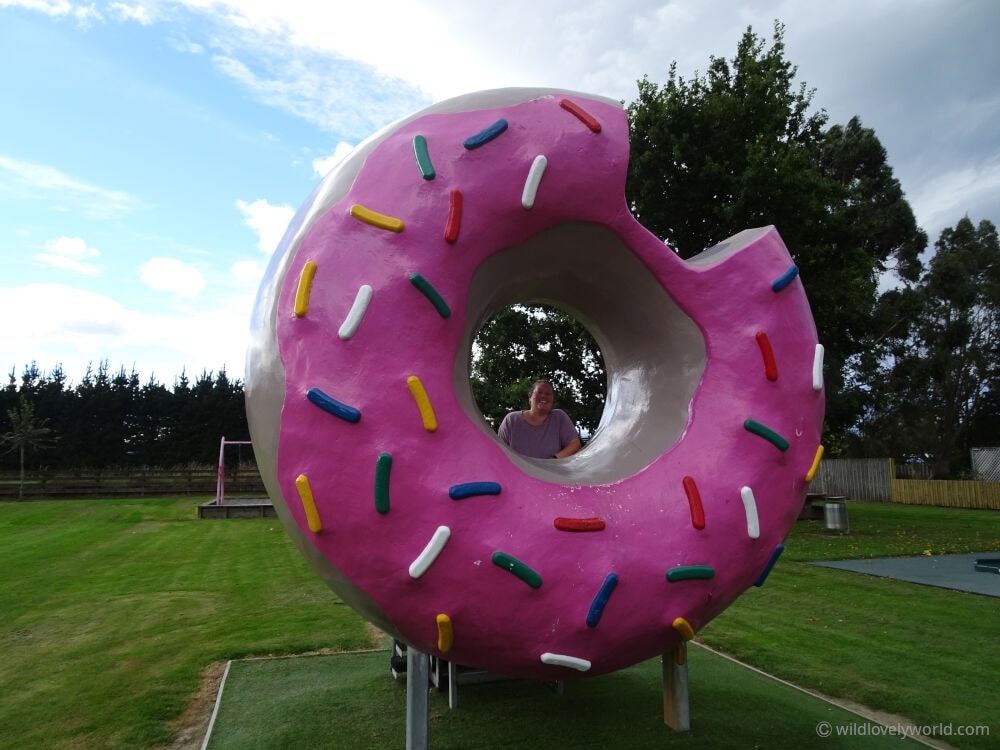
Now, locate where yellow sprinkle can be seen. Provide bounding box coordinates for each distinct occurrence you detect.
[672,617,695,641]
[349,204,405,232]
[294,260,317,317]
[805,444,825,482]
[406,375,437,432]
[436,614,453,653]
[675,643,687,666]
[294,474,323,533]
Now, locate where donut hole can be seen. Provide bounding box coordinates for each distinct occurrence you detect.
[469,303,607,439]
[454,223,706,485]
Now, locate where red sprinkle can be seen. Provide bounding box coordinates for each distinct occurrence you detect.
[755,331,779,381]
[444,189,462,244]
[554,517,606,532]
[559,98,602,133]
[682,476,705,530]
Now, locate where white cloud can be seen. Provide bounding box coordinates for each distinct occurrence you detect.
[167,34,204,54]
[0,282,253,385]
[907,156,1000,243]
[43,236,100,260]
[313,142,354,178]
[236,197,295,254]
[208,46,427,139]
[2,0,97,23]
[0,154,138,217]
[34,236,102,276]
[139,257,206,299]
[109,1,153,24]
[230,259,264,284]
[0,284,129,366]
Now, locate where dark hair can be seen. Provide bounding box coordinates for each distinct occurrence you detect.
[529,379,554,395]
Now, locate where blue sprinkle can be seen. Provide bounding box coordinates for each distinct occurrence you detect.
[306,387,361,423]
[771,264,800,292]
[586,573,619,627]
[463,119,508,149]
[449,481,502,500]
[754,544,784,587]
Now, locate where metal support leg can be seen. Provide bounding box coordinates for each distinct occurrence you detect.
[447,659,458,709]
[662,644,690,732]
[406,647,429,750]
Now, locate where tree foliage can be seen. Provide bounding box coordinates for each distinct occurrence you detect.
[470,305,606,435]
[855,217,1000,476]
[1,396,54,498]
[0,362,248,473]
[625,21,927,448]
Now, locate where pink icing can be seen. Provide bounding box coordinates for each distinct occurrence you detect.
[269,93,824,680]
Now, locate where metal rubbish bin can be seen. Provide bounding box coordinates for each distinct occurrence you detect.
[824,496,849,532]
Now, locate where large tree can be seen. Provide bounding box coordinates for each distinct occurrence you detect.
[859,217,1000,476]
[625,22,926,449]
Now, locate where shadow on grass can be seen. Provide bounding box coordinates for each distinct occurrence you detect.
[205,646,926,749]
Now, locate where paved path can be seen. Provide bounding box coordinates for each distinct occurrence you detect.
[812,552,1000,597]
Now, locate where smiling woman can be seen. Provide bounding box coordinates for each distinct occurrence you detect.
[470,303,607,436]
[497,379,584,459]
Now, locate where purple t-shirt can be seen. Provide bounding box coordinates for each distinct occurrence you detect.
[498,409,578,458]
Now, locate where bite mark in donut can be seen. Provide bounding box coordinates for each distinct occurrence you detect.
[246,88,825,681]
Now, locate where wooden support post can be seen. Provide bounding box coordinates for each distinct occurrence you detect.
[662,644,690,732]
[406,647,429,750]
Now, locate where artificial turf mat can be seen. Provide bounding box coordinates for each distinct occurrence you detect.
[204,646,926,749]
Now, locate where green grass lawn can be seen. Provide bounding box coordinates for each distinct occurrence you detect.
[1,498,997,749]
[206,648,927,749]
[0,498,372,749]
[699,503,1000,750]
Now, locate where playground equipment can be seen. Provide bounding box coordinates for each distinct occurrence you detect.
[214,436,253,506]
[245,88,825,741]
[197,436,275,519]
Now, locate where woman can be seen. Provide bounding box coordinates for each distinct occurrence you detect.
[497,379,583,459]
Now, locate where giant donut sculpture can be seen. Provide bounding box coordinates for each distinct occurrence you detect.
[246,88,825,681]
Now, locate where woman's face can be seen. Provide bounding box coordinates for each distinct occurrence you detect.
[529,382,555,415]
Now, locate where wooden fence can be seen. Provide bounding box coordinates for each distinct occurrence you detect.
[0,465,265,500]
[4,459,998,509]
[891,478,1000,510]
[812,458,1000,511]
[811,458,893,502]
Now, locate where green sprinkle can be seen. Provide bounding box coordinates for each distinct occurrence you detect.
[492,551,542,589]
[666,565,715,582]
[743,419,789,451]
[412,134,435,180]
[374,452,392,514]
[409,273,450,318]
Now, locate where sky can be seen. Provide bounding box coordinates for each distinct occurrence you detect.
[1,0,998,388]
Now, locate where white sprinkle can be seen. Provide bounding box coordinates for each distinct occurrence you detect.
[740,486,760,539]
[540,652,591,672]
[408,526,451,578]
[521,154,547,209]
[338,284,374,340]
[812,344,825,391]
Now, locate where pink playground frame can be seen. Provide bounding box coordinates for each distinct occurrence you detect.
[215,436,253,505]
